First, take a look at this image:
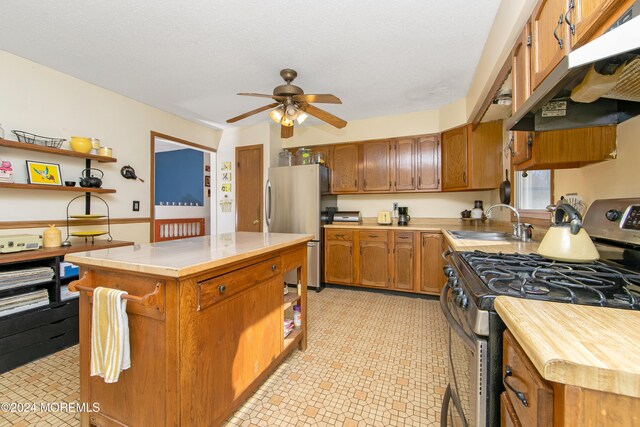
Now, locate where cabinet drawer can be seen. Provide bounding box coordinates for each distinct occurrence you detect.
[503,329,553,427]
[359,230,388,241]
[0,299,77,338]
[0,315,77,353]
[326,229,353,241]
[197,257,281,311]
[394,231,414,243]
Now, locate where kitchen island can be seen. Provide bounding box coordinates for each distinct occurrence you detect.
[65,232,313,427]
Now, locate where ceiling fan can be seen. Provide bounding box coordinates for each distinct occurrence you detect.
[226,68,347,138]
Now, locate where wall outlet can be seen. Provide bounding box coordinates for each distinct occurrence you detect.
[393,202,398,211]
[133,200,140,211]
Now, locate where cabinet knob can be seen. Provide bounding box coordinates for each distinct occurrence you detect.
[271,264,277,271]
[218,285,226,294]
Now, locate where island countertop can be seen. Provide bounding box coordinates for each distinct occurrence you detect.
[65,231,314,278]
[495,296,640,398]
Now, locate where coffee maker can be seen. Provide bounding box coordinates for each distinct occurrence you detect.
[397,207,411,226]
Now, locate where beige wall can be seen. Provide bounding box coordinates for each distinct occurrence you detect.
[554,117,640,207]
[0,50,221,244]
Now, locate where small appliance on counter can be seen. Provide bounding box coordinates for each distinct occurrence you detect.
[377,211,392,225]
[397,207,410,226]
[332,211,362,224]
[471,200,484,219]
[537,204,599,262]
[0,234,43,253]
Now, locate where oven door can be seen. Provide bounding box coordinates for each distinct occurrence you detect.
[440,284,488,427]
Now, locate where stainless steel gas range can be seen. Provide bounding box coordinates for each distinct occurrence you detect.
[439,198,640,427]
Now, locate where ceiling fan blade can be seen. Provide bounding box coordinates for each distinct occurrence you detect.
[293,94,342,104]
[281,124,294,138]
[238,93,287,101]
[302,104,348,129]
[226,102,280,123]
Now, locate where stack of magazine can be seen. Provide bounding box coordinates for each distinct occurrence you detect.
[0,267,54,291]
[284,319,294,338]
[0,289,50,317]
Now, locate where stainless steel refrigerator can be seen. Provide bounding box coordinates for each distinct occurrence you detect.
[265,164,337,290]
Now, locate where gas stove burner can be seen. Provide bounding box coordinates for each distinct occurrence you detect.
[458,250,640,310]
[508,282,550,295]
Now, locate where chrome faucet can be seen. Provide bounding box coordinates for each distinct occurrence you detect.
[485,204,527,240]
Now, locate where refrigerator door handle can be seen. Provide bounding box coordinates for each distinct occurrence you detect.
[265,179,272,227]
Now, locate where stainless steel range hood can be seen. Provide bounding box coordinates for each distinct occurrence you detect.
[505,11,640,132]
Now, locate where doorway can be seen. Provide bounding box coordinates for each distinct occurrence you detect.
[235,144,263,232]
[150,131,216,242]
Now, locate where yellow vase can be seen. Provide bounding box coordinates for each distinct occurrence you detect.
[69,136,92,153]
[43,224,62,248]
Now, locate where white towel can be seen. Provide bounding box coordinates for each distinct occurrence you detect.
[90,287,131,383]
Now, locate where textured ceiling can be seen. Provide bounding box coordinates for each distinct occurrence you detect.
[0,1,501,129]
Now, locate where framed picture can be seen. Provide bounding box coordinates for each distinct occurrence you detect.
[26,161,62,186]
[205,165,210,172]
[222,162,232,171]
[221,183,231,192]
[205,176,211,187]
[222,172,232,182]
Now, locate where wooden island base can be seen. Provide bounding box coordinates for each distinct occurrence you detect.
[66,233,311,427]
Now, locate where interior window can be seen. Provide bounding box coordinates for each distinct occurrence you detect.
[516,170,551,210]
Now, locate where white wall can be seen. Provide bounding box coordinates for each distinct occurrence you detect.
[0,50,221,244]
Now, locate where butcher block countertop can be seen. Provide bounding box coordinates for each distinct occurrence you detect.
[495,296,640,398]
[325,218,542,254]
[65,231,313,278]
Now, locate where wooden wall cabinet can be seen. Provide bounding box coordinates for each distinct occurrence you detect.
[530,0,570,90]
[416,135,441,191]
[362,140,392,192]
[569,0,628,48]
[512,23,532,114]
[419,232,445,295]
[394,138,416,191]
[324,230,354,284]
[358,230,390,288]
[512,126,617,170]
[331,144,360,193]
[442,121,503,192]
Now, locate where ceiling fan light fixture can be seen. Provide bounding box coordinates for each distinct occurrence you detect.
[296,111,309,124]
[285,104,299,120]
[269,106,285,123]
[281,117,294,127]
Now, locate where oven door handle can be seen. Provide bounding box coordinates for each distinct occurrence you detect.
[440,284,476,350]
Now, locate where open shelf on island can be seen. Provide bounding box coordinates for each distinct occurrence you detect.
[284,292,301,311]
[284,328,303,351]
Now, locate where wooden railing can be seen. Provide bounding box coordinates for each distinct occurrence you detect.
[154,218,205,242]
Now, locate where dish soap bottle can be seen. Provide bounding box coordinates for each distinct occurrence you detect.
[471,200,484,219]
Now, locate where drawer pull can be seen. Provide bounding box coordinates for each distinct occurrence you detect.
[334,234,345,237]
[503,365,528,407]
[218,285,226,294]
[398,236,409,239]
[271,264,277,271]
[368,234,379,238]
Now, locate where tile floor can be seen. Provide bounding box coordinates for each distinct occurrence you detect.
[0,287,448,426]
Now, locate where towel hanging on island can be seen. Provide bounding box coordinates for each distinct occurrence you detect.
[90,287,131,383]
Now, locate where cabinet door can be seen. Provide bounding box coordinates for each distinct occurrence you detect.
[570,0,626,48]
[394,138,416,191]
[500,392,522,427]
[470,121,503,190]
[331,144,360,193]
[531,0,569,90]
[359,240,389,288]
[512,131,533,166]
[325,240,353,284]
[416,135,440,191]
[512,23,531,113]
[441,126,469,190]
[362,140,392,192]
[392,233,415,291]
[194,276,281,422]
[419,233,444,295]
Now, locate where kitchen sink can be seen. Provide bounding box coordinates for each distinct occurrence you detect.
[448,230,517,241]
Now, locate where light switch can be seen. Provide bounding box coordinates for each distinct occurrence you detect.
[133,200,140,211]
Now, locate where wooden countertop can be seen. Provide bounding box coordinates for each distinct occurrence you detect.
[65,232,313,278]
[325,219,542,254]
[495,296,640,398]
[0,240,133,264]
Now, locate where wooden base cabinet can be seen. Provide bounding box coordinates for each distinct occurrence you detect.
[419,232,446,295]
[391,232,415,291]
[358,231,390,288]
[324,230,354,284]
[503,328,640,426]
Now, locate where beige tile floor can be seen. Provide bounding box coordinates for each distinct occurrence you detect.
[0,287,448,426]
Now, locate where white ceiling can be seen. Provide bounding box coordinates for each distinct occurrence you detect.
[0,1,501,130]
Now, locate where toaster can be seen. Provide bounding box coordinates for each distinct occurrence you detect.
[377,211,392,225]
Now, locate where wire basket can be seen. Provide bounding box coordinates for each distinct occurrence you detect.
[12,130,66,148]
